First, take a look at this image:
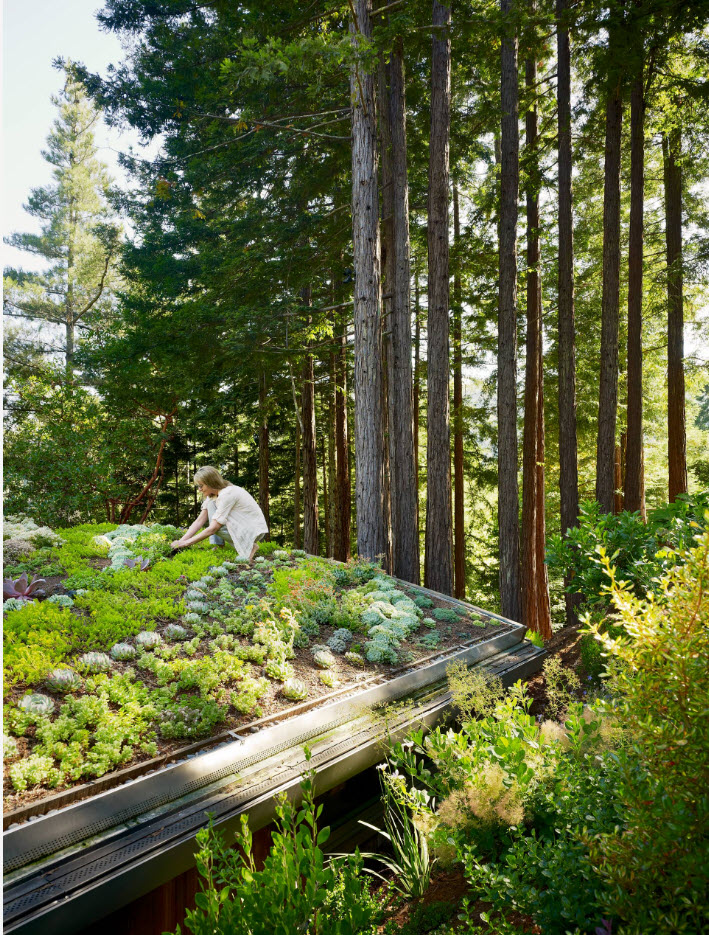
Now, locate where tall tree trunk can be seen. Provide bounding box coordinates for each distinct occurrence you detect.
[452,184,465,599]
[663,127,687,502]
[175,459,180,527]
[380,58,394,574]
[624,74,645,517]
[388,38,420,584]
[294,416,301,548]
[521,41,551,639]
[534,342,552,637]
[334,307,352,560]
[351,0,386,562]
[425,0,453,595]
[556,0,579,540]
[321,429,329,556]
[328,344,337,558]
[498,0,522,621]
[258,369,270,529]
[302,291,319,555]
[413,265,421,497]
[596,15,624,513]
[614,442,623,514]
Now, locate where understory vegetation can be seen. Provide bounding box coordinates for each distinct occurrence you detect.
[2,519,500,799]
[175,522,709,935]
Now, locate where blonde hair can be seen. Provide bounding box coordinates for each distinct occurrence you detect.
[194,466,232,496]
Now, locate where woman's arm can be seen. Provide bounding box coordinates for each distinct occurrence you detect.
[171,510,208,548]
[172,518,223,549]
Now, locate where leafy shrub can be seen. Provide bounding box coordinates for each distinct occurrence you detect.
[586,531,709,934]
[546,494,708,610]
[171,773,382,935]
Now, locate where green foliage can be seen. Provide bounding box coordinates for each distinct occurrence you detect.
[586,530,709,934]
[431,608,459,624]
[173,773,382,935]
[546,494,709,610]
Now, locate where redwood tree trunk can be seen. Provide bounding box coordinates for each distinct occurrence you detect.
[663,127,687,502]
[301,289,319,555]
[596,16,624,514]
[388,38,419,584]
[334,306,352,560]
[294,415,301,549]
[425,0,453,595]
[453,184,465,599]
[624,74,645,517]
[556,0,579,539]
[521,45,551,640]
[498,0,522,621]
[380,58,394,574]
[556,0,580,626]
[351,0,386,562]
[258,369,270,530]
[328,345,337,557]
[413,266,421,497]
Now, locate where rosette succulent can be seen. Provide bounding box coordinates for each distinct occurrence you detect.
[183,612,201,625]
[272,550,290,560]
[319,671,340,688]
[165,624,188,641]
[18,693,55,716]
[313,649,336,669]
[111,642,137,661]
[78,652,113,673]
[47,594,74,608]
[344,651,365,667]
[332,628,353,644]
[187,600,210,614]
[123,557,151,571]
[282,678,308,701]
[45,668,82,693]
[136,631,162,649]
[3,573,47,601]
[3,734,19,760]
[265,658,294,681]
[326,636,347,655]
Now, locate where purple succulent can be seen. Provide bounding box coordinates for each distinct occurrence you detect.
[123,557,151,571]
[3,573,47,601]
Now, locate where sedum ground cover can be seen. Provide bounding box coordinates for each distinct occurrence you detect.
[3,521,501,804]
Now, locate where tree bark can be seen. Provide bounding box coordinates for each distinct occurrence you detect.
[425,0,453,595]
[624,74,645,517]
[498,0,522,621]
[351,0,386,562]
[453,185,465,599]
[596,16,624,514]
[294,415,301,549]
[521,41,551,640]
[258,369,270,529]
[556,0,579,544]
[328,343,337,557]
[301,288,319,554]
[321,428,329,555]
[388,39,420,584]
[663,127,687,502]
[379,58,394,574]
[334,306,352,561]
[413,265,421,497]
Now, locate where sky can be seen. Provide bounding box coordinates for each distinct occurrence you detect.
[3,0,145,272]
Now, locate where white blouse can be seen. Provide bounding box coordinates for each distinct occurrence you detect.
[204,485,268,557]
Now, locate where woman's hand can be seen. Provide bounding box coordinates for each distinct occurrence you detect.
[171,539,189,549]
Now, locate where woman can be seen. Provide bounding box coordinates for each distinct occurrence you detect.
[171,466,268,561]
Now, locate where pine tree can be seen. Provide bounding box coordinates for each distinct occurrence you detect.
[4,64,120,378]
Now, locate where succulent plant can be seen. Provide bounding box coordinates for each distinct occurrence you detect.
[332,628,353,643]
[319,670,340,688]
[414,595,434,609]
[123,556,151,571]
[422,617,437,629]
[3,573,47,601]
[165,623,189,641]
[313,649,336,669]
[111,642,137,661]
[432,607,460,624]
[187,600,210,614]
[365,641,398,664]
[3,598,29,613]
[45,668,82,693]
[18,693,55,716]
[344,651,365,668]
[183,612,201,625]
[3,733,19,760]
[199,575,216,584]
[272,550,290,560]
[136,630,162,649]
[47,594,74,607]
[221,561,238,570]
[78,652,113,673]
[326,636,347,655]
[185,588,206,600]
[3,538,35,562]
[291,549,307,557]
[282,678,309,701]
[265,658,294,681]
[211,566,228,577]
